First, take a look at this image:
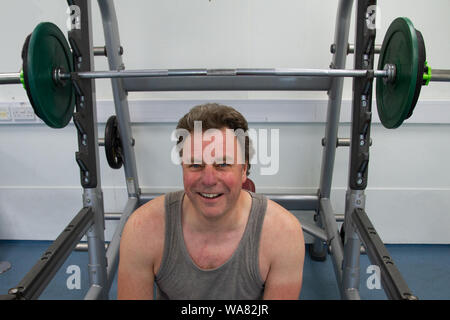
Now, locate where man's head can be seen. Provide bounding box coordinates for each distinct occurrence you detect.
[175,103,254,219]
[176,103,253,175]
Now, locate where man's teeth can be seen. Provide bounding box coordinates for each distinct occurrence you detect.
[200,193,221,198]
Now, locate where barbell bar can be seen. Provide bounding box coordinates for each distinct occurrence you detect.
[0,66,394,84]
[1,63,448,88]
[2,64,449,86]
[0,72,22,85]
[428,69,450,82]
[0,64,450,84]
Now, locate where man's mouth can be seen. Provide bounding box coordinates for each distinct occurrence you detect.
[198,192,224,199]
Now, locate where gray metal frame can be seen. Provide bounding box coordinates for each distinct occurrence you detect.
[1,0,416,300]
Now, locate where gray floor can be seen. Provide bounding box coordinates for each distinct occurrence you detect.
[0,241,449,300]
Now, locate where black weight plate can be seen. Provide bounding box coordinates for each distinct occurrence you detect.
[376,17,420,129]
[23,22,75,128]
[105,115,123,169]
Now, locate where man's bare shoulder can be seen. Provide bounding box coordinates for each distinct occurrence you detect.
[258,198,304,285]
[121,195,166,255]
[264,199,303,237]
[259,199,305,299]
[128,195,165,230]
[260,199,304,256]
[118,195,166,298]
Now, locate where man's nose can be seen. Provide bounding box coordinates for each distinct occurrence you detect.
[201,165,218,186]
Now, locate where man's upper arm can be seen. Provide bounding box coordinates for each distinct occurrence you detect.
[117,197,164,300]
[262,203,305,300]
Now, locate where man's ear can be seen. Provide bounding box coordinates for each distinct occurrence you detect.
[241,163,248,183]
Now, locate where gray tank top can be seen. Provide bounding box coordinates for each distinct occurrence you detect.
[155,190,268,300]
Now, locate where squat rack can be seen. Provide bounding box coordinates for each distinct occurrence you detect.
[1,0,416,300]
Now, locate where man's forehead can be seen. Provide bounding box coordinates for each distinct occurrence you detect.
[180,127,245,164]
[184,127,236,140]
[183,129,240,146]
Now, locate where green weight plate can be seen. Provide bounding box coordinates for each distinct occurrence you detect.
[376,17,420,129]
[22,22,75,128]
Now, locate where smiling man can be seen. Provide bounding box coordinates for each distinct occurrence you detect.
[117,103,305,300]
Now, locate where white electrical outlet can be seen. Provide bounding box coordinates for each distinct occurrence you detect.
[12,106,36,121]
[0,107,11,121]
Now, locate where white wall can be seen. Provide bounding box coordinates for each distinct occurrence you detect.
[0,0,449,243]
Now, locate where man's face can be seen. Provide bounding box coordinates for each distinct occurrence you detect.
[181,127,247,220]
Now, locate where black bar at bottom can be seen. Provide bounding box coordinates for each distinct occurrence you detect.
[7,207,94,300]
[352,208,418,300]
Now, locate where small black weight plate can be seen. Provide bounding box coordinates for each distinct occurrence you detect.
[105,115,123,169]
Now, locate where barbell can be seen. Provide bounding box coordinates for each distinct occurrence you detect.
[0,18,449,129]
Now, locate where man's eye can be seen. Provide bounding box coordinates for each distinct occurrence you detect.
[189,164,202,168]
[216,163,230,168]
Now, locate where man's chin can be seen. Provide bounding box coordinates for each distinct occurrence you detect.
[189,193,227,216]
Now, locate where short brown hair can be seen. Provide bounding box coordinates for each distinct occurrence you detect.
[176,103,253,176]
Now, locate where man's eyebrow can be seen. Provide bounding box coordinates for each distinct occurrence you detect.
[185,156,236,164]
